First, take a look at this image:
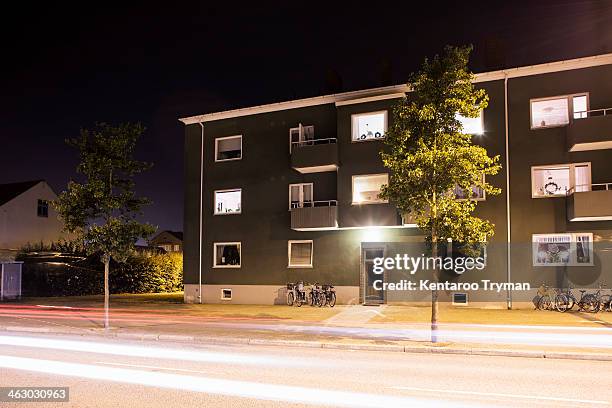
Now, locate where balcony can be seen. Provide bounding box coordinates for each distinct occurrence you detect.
[290,138,339,174]
[567,108,612,152]
[291,200,338,230]
[567,183,612,221]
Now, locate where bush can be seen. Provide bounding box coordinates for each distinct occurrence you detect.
[18,249,183,297]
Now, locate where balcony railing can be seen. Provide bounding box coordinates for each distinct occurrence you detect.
[567,182,612,195]
[291,200,338,230]
[567,108,612,152]
[291,200,338,209]
[574,108,612,119]
[290,137,337,150]
[290,139,339,174]
[566,182,612,221]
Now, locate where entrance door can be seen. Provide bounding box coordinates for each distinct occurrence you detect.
[362,247,385,304]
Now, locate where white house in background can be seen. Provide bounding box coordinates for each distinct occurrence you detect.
[0,180,68,254]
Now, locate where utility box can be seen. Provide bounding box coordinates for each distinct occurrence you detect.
[0,262,22,301]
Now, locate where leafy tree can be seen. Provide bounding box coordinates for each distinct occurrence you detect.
[379,46,501,342]
[55,123,156,329]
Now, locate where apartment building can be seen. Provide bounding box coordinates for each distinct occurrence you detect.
[180,53,612,306]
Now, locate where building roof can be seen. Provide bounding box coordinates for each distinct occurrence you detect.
[0,180,44,207]
[151,230,183,242]
[179,52,612,125]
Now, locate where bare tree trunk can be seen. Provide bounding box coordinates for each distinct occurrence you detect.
[103,254,110,330]
[431,237,439,343]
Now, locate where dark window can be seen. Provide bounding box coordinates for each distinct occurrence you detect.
[453,293,468,305]
[37,199,49,217]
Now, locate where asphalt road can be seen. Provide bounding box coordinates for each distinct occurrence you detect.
[0,333,610,408]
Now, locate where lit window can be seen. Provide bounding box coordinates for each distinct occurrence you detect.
[37,199,49,218]
[213,242,241,268]
[288,240,313,268]
[173,245,180,252]
[454,174,486,200]
[215,135,242,161]
[456,110,484,135]
[530,94,588,128]
[352,174,388,204]
[351,111,387,141]
[532,233,593,266]
[214,189,241,214]
[289,183,313,209]
[531,163,591,198]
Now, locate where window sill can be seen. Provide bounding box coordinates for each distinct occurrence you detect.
[214,212,242,216]
[351,138,386,143]
[288,265,313,268]
[351,201,388,205]
[213,265,241,269]
[215,157,242,163]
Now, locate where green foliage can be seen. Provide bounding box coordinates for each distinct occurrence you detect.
[54,123,156,261]
[18,250,183,297]
[380,45,501,246]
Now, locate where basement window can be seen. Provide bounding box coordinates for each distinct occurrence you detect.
[221,289,232,300]
[452,293,468,305]
[213,242,241,268]
[215,135,242,161]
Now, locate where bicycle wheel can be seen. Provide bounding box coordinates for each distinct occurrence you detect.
[555,294,569,312]
[328,292,336,308]
[307,292,314,306]
[566,295,576,311]
[287,292,294,306]
[583,295,598,313]
[537,295,552,311]
[317,293,325,307]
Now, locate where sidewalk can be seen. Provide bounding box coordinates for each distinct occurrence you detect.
[1,293,611,361]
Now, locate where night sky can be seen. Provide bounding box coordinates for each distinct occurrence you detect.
[2,1,611,232]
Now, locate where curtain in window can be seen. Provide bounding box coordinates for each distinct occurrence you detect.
[290,242,312,266]
[574,165,590,192]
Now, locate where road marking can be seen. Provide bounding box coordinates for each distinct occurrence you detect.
[389,386,609,405]
[95,361,213,375]
[0,355,476,408]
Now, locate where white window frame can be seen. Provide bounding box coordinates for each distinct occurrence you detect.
[529,93,589,130]
[214,135,242,162]
[213,242,241,268]
[214,188,242,215]
[532,233,594,266]
[289,183,314,210]
[351,173,389,205]
[530,162,591,198]
[351,110,388,142]
[288,240,313,268]
[221,288,232,300]
[452,293,469,306]
[289,124,315,153]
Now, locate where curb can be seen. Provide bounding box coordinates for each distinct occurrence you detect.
[1,325,611,362]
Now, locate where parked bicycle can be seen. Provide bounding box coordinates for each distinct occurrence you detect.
[308,283,325,307]
[321,284,336,307]
[286,281,308,307]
